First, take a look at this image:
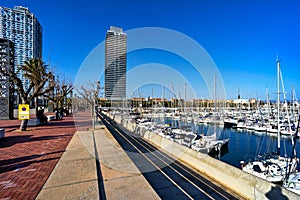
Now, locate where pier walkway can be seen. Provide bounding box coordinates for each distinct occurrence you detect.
[36,119,159,199]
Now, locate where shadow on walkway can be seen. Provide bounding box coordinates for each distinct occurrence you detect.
[0,155,62,174]
[0,134,73,148]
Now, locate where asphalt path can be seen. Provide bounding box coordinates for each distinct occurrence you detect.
[98,112,244,200]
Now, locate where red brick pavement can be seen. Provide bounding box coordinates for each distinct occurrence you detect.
[0,112,92,200]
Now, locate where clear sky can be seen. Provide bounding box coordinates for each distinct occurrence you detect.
[2,0,300,100]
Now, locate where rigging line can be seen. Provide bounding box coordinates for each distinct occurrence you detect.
[257,98,268,156]
[292,115,299,158]
[255,100,265,157]
[280,68,293,157]
[286,122,299,182]
[256,132,265,157]
[265,136,273,155]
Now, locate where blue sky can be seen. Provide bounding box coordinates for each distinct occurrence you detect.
[2,0,300,100]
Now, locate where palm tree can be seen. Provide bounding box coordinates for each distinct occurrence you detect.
[5,58,54,130]
[23,59,49,109]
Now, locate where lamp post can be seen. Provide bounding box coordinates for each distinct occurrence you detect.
[95,81,100,124]
[62,84,67,108]
[70,90,73,114]
[96,81,100,111]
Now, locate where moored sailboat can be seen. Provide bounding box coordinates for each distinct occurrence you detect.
[241,59,299,183]
[283,114,300,194]
[192,75,230,156]
[190,132,229,155]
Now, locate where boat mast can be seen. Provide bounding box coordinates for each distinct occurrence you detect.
[266,87,270,119]
[277,59,281,155]
[214,75,216,115]
[292,86,295,120]
[214,75,217,133]
[184,82,187,114]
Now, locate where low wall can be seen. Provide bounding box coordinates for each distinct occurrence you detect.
[106,113,299,199]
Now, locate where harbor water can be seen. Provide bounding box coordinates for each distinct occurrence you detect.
[162,117,300,170]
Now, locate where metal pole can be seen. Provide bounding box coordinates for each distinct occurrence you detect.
[93,98,95,130]
[277,59,281,155]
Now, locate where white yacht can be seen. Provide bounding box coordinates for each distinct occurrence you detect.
[241,154,298,183]
[224,118,238,128]
[253,123,267,132]
[191,132,229,155]
[236,121,247,129]
[171,126,192,142]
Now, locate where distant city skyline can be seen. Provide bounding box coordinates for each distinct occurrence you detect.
[1,0,300,100]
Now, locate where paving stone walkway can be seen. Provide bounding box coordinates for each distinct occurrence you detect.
[0,112,91,200]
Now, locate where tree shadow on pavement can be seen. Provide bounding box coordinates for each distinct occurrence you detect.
[0,134,72,148]
[0,155,62,174]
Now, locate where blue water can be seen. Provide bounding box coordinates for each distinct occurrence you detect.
[160,117,300,170]
[220,128,300,169]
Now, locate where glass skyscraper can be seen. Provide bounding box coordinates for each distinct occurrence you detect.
[105,26,127,100]
[0,6,42,86]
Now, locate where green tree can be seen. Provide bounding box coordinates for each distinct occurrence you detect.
[2,58,54,131]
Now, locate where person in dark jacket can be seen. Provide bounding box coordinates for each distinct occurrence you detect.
[37,107,48,124]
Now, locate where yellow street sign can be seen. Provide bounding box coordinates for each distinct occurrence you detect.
[18,104,30,120]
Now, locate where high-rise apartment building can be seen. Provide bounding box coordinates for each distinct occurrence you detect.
[105,26,127,100]
[0,38,14,119]
[0,6,42,86]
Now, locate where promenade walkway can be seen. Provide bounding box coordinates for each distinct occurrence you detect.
[0,112,158,200]
[36,116,159,199]
[0,113,90,200]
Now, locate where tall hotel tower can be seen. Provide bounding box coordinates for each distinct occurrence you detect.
[0,6,42,85]
[105,26,127,100]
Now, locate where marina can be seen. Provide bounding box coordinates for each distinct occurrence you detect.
[104,109,300,197]
[152,116,300,170]
[106,105,299,169]
[104,97,300,194]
